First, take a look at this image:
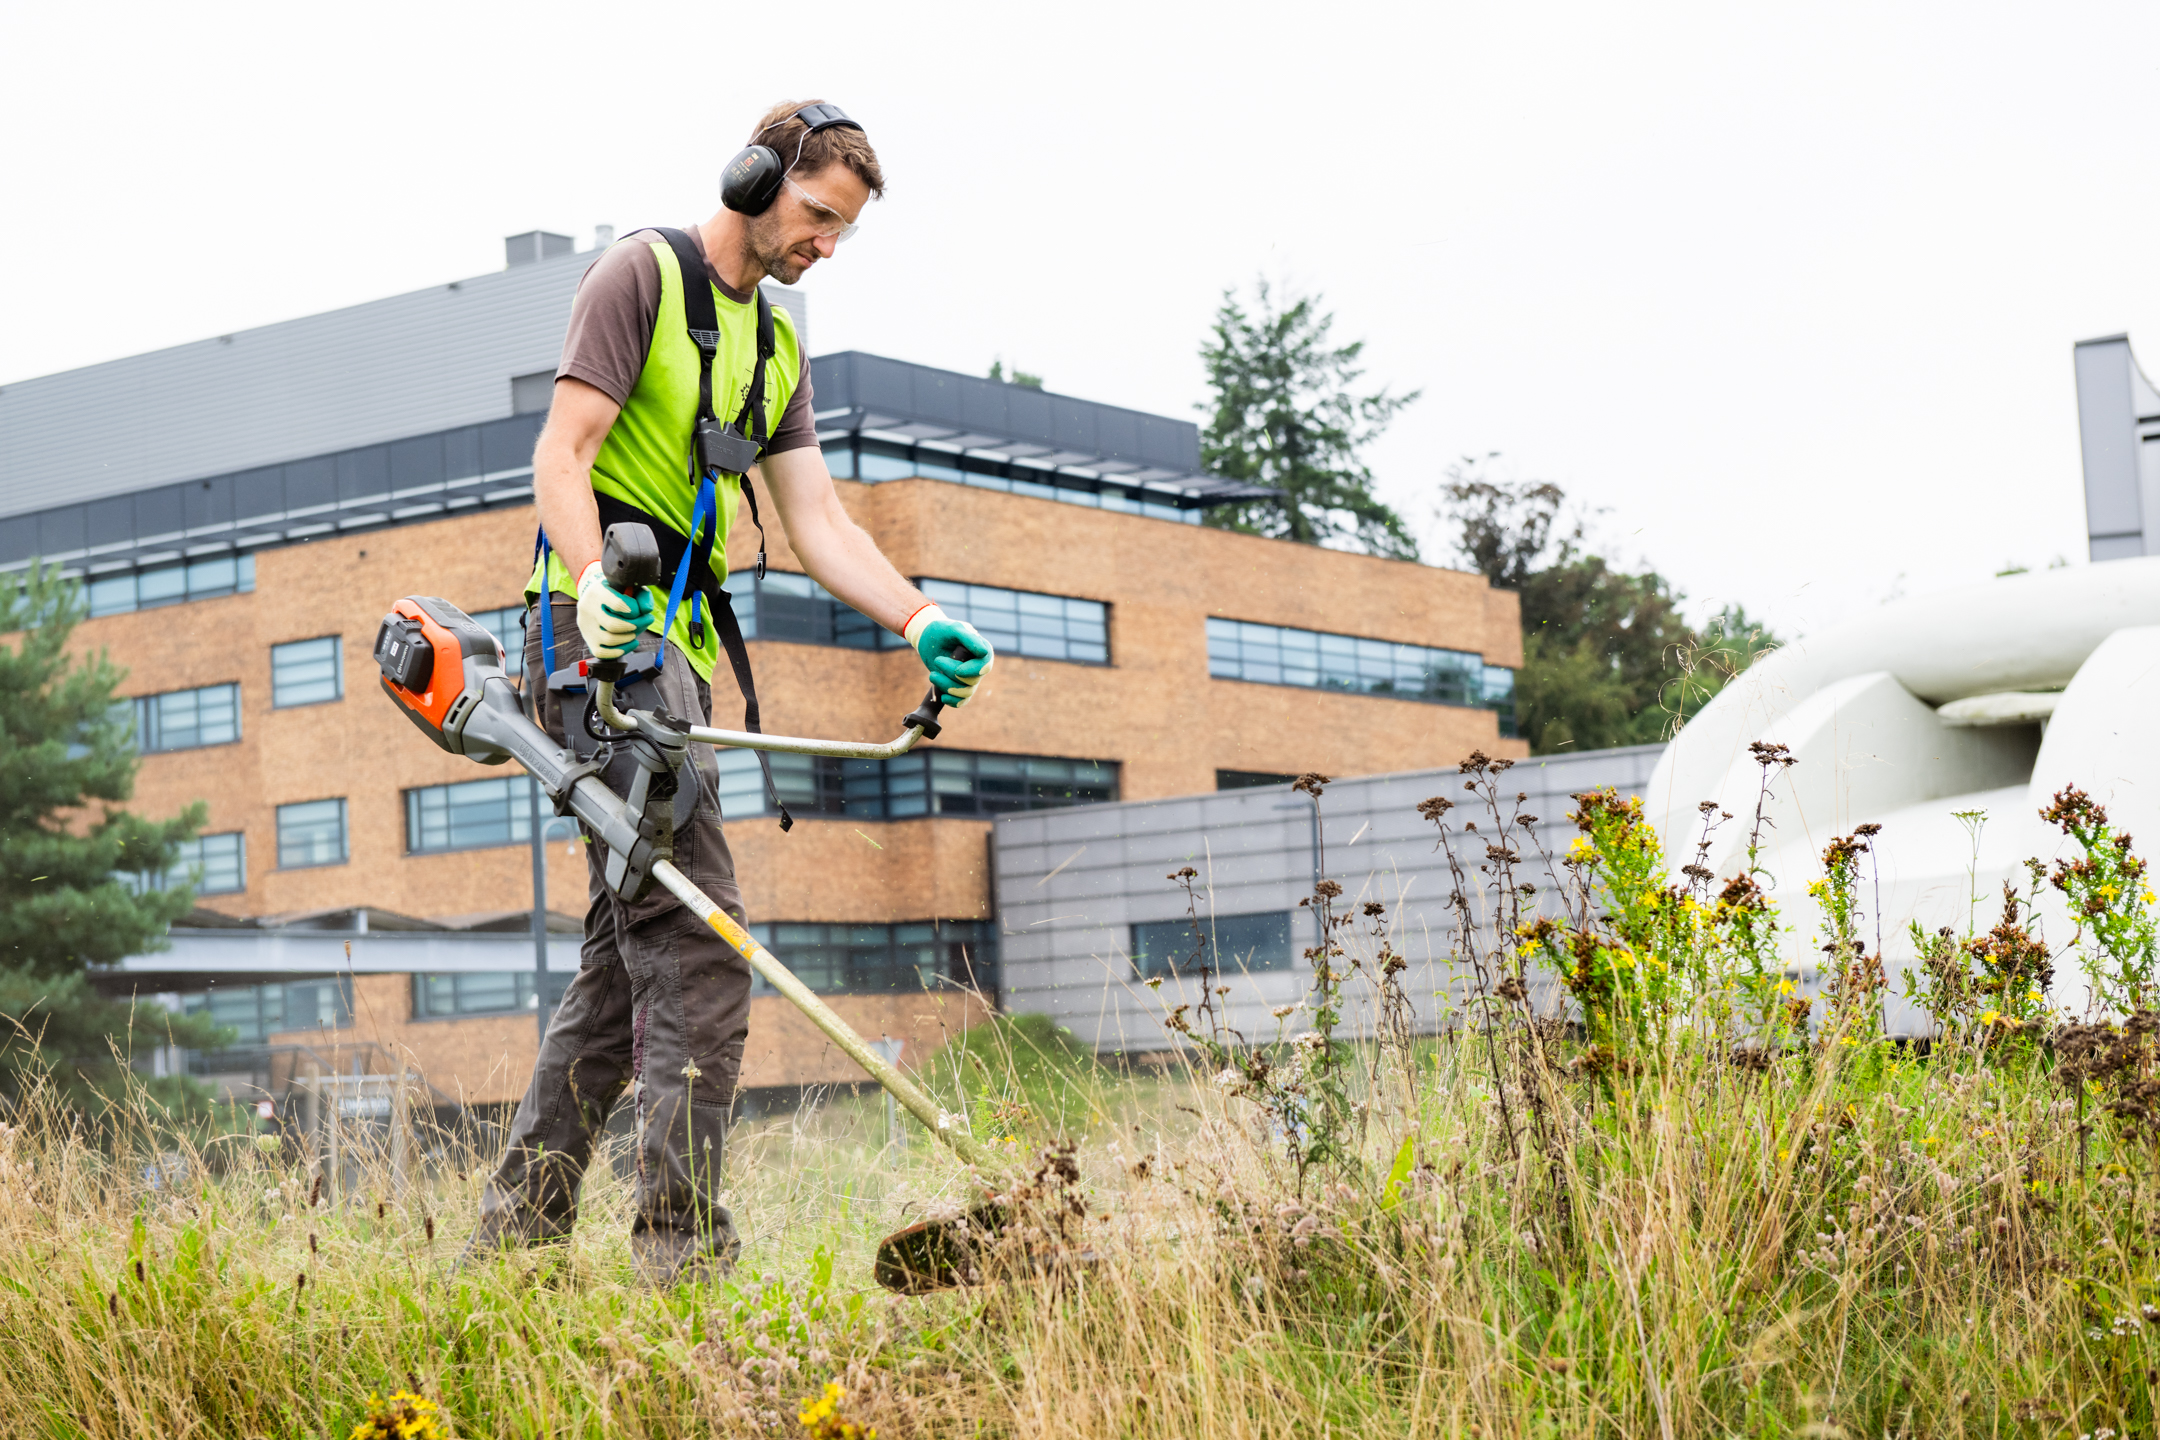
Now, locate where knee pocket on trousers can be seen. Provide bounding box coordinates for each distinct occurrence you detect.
[675,933,752,1097]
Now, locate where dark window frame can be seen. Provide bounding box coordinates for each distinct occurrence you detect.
[1216,770,1299,791]
[178,976,354,1047]
[746,919,997,997]
[403,775,540,856]
[269,635,345,709]
[1205,616,1518,737]
[715,747,1118,821]
[1131,911,1295,981]
[410,969,570,1021]
[126,829,247,896]
[275,797,350,870]
[132,682,243,753]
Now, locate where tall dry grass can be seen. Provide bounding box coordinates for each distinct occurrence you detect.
[1,765,2155,1437]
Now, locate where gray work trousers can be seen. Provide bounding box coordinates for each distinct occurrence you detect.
[473,601,754,1283]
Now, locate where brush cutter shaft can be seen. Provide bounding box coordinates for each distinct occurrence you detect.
[648,858,999,1171]
[378,590,988,1172]
[682,719,929,759]
[593,678,944,760]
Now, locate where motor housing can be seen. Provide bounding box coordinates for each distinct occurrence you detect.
[374,596,512,762]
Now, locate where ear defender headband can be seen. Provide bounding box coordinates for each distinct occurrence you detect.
[721,103,865,217]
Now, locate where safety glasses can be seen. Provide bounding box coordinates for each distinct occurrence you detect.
[785,176,861,243]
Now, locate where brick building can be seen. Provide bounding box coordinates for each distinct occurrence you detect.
[0,232,1525,1112]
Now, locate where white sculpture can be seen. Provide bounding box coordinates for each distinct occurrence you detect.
[1642,558,2160,1023]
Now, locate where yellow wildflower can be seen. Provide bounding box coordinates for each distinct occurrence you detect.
[801,1385,839,1427]
[350,1392,442,1440]
[799,1381,877,1439]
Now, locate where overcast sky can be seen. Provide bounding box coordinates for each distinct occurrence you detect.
[5,0,2156,637]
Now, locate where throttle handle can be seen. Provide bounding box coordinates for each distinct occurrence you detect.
[602,523,663,592]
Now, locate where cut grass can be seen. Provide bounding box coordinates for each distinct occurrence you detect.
[0,1028,2149,1438]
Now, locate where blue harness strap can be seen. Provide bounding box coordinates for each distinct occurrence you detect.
[658,472,720,659]
[532,471,716,691]
[534,528,559,678]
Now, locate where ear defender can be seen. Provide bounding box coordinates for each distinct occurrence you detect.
[720,103,867,217]
[721,145,787,216]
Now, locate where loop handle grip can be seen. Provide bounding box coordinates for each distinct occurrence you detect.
[903,686,946,740]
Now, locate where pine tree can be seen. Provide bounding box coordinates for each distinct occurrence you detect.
[1198,279,1420,560]
[0,564,224,1099]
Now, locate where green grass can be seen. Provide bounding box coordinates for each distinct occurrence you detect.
[5,775,2160,1437]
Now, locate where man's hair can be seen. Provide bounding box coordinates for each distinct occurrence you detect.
[751,99,885,198]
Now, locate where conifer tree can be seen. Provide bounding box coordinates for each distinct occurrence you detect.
[0,564,224,1098]
[1198,279,1420,560]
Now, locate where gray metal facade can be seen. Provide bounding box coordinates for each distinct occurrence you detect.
[106,927,581,992]
[0,240,806,530]
[0,238,1266,571]
[813,352,1267,507]
[2074,334,2160,561]
[990,744,1665,1053]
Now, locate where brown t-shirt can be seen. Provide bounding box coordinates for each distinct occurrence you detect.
[556,226,818,456]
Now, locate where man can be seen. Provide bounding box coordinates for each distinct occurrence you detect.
[469,99,994,1284]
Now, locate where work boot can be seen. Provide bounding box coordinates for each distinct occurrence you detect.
[630,1225,742,1288]
[453,1213,570,1276]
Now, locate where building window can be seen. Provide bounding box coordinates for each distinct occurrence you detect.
[748,920,996,996]
[1131,911,1294,981]
[124,831,246,895]
[725,570,1110,665]
[918,579,1108,664]
[831,438,1202,525]
[725,570,884,648]
[277,798,348,868]
[132,683,241,752]
[86,554,255,618]
[1217,770,1298,791]
[716,748,1117,820]
[879,751,1116,818]
[468,604,527,678]
[405,775,539,854]
[270,636,343,707]
[411,969,570,1019]
[1205,617,1518,735]
[1481,665,1517,738]
[178,978,353,1046]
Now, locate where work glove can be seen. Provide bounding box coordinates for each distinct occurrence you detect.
[575,560,655,661]
[903,604,994,705]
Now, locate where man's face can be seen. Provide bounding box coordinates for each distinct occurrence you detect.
[745,162,871,284]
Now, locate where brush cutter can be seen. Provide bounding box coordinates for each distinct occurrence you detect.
[375,523,1011,1292]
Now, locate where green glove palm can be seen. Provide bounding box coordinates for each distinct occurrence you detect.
[903,605,994,705]
[576,560,656,660]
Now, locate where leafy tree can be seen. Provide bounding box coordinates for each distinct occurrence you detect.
[987,358,1044,390]
[1198,279,1421,560]
[0,563,224,1102]
[1439,462,1779,754]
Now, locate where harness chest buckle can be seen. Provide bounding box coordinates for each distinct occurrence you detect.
[696,418,762,477]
